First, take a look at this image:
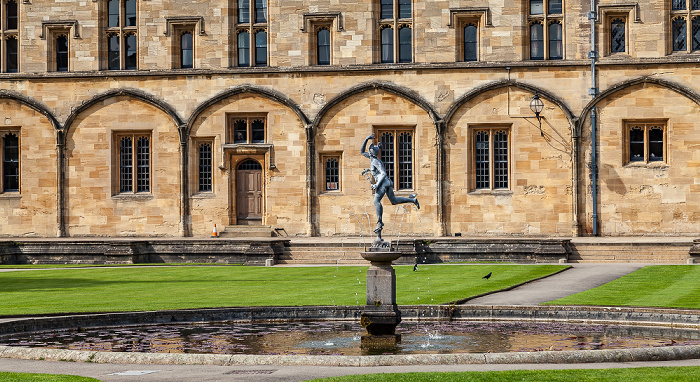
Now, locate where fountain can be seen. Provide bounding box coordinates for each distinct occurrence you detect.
[359,132,420,349]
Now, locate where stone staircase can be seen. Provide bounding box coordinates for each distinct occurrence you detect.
[569,240,693,263]
[219,225,273,238]
[276,240,370,265]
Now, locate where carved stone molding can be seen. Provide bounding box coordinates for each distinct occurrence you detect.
[164,16,206,36]
[447,8,492,28]
[597,4,641,23]
[300,12,344,32]
[40,20,80,39]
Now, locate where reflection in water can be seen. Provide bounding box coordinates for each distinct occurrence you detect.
[1,321,699,356]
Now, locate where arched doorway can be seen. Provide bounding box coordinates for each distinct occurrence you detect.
[235,159,263,225]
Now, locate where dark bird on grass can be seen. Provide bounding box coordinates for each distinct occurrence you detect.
[482,272,492,280]
[413,264,418,271]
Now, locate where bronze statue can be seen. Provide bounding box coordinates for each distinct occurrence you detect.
[361,133,419,241]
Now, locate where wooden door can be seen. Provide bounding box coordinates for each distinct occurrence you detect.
[236,159,263,224]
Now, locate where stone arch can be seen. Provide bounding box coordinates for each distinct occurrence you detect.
[186,84,311,137]
[444,80,576,133]
[580,76,700,122]
[63,88,184,136]
[0,89,61,130]
[311,81,441,131]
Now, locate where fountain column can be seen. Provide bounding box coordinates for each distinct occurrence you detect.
[360,249,402,349]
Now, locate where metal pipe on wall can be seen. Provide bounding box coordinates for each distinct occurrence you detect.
[589,0,599,236]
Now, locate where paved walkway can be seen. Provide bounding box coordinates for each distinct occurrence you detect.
[0,262,695,381]
[465,263,646,305]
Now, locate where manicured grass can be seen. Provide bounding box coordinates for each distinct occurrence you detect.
[0,264,566,316]
[0,372,98,382]
[545,265,700,309]
[309,366,700,381]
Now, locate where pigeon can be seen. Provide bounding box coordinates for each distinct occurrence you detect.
[413,264,418,271]
[482,272,492,280]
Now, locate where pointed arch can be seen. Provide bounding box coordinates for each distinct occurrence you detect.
[186,84,311,138]
[579,76,700,123]
[0,89,61,130]
[311,81,441,131]
[63,88,184,135]
[444,79,576,132]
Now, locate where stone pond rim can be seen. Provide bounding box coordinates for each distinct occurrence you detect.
[4,305,700,366]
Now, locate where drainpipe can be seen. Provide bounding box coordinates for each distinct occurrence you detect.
[588,1,599,236]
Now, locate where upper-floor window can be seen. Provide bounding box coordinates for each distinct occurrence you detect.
[378,0,412,64]
[105,0,138,70]
[671,0,700,52]
[236,0,267,67]
[1,130,19,193]
[227,114,267,144]
[1,0,19,73]
[56,35,69,72]
[317,27,331,65]
[377,128,414,191]
[180,31,194,69]
[528,0,564,60]
[610,18,626,53]
[463,23,478,61]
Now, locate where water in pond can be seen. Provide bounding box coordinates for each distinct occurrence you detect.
[2,321,699,356]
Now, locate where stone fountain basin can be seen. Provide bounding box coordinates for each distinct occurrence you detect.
[361,251,402,263]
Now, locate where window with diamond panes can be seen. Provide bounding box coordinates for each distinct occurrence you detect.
[198,142,212,192]
[626,122,665,164]
[671,1,700,52]
[610,18,626,53]
[1,131,19,192]
[673,18,687,51]
[228,115,266,144]
[323,156,340,191]
[378,129,413,191]
[473,128,509,190]
[118,133,150,193]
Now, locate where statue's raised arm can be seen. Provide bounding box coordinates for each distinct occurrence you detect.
[360,133,375,158]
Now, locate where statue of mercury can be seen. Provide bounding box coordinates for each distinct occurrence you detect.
[361,133,419,240]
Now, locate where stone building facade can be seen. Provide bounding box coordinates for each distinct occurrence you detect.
[0,0,699,238]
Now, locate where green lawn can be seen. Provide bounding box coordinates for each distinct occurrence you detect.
[0,372,98,382]
[545,265,700,309]
[0,264,566,316]
[309,367,700,382]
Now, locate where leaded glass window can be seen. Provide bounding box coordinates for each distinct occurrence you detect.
[380,132,395,186]
[693,17,700,50]
[611,18,626,53]
[198,142,212,192]
[626,122,665,164]
[324,156,340,191]
[118,134,150,193]
[377,129,414,191]
[473,128,510,191]
[673,0,686,11]
[673,18,687,51]
[2,132,19,192]
[228,115,266,144]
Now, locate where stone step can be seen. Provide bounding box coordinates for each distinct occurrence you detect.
[219,225,273,238]
[571,243,689,263]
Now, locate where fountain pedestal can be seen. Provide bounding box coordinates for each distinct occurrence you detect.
[360,249,402,349]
